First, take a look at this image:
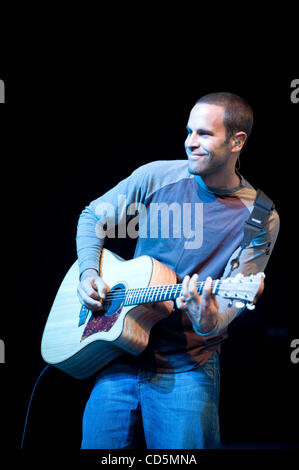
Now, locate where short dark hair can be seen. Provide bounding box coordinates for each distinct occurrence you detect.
[196,92,254,142]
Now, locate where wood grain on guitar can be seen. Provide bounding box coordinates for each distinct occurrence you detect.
[41,249,264,379]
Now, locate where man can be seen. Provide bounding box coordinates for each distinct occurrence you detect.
[76,92,280,449]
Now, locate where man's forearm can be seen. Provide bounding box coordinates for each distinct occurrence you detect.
[76,205,105,278]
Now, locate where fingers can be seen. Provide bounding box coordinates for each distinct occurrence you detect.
[176,274,191,310]
[181,274,191,302]
[176,295,188,310]
[176,274,200,310]
[202,276,213,302]
[201,276,219,313]
[77,284,103,311]
[182,274,200,303]
[189,274,200,301]
[176,274,215,311]
[82,278,101,301]
[93,277,107,299]
[77,276,107,312]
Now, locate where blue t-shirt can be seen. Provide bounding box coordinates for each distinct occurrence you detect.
[76,160,280,372]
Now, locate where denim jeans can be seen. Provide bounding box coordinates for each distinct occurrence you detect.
[81,352,220,449]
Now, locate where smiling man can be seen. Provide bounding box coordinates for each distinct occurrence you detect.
[76,92,280,449]
[186,98,250,187]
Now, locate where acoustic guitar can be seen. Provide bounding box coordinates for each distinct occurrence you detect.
[41,248,264,379]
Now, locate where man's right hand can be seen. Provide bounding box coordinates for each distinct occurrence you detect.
[77,268,107,311]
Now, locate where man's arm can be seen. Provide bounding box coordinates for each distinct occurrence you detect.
[75,165,148,310]
[176,208,280,335]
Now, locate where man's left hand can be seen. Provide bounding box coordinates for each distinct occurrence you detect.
[176,274,219,334]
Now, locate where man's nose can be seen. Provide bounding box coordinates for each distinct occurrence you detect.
[186,131,200,150]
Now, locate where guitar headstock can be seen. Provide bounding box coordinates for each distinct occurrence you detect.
[217,272,265,310]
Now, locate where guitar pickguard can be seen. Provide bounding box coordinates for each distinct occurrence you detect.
[80,283,125,341]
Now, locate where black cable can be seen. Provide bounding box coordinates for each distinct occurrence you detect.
[20,364,52,449]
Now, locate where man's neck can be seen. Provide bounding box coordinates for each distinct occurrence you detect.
[200,170,241,189]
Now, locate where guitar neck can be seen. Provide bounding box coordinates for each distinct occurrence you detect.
[124,280,220,306]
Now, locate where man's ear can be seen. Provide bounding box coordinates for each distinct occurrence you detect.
[232,131,247,152]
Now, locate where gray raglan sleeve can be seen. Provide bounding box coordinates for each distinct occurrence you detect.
[76,164,148,278]
[195,208,280,336]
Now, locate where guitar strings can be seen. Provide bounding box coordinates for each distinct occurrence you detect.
[102,281,209,300]
[99,279,255,302]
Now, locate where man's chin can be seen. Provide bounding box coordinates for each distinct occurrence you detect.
[187,155,211,176]
[187,163,205,176]
[188,167,200,175]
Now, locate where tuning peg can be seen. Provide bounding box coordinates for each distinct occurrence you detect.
[246,303,255,310]
[235,301,245,309]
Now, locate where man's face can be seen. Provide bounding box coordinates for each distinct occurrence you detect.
[185,103,233,177]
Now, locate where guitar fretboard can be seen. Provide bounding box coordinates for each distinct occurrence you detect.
[124,281,220,306]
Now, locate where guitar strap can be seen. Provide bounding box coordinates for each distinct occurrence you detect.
[228,189,275,274]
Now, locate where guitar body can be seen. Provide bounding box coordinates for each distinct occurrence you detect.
[41,249,176,379]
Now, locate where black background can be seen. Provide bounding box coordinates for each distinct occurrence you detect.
[0,60,298,464]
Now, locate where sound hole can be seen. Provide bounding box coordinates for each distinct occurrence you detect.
[103,283,125,316]
[81,283,125,341]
